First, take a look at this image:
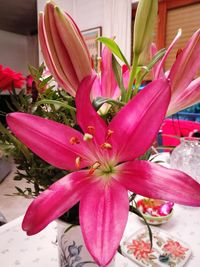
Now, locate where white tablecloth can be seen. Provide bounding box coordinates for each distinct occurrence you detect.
[0,204,200,267]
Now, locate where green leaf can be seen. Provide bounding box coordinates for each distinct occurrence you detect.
[146,48,166,71]
[92,97,125,111]
[0,122,31,159]
[15,186,25,194]
[98,37,130,67]
[38,62,45,76]
[28,65,39,77]
[5,100,15,112]
[92,97,108,110]
[39,75,53,89]
[34,99,76,111]
[112,55,126,98]
[10,95,21,110]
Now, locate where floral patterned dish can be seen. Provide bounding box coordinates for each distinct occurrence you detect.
[121,228,191,267]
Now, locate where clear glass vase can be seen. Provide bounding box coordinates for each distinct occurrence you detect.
[170,137,200,183]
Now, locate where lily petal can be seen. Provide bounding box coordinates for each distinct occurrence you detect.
[101,46,118,98]
[6,112,92,170]
[122,69,130,90]
[38,12,70,91]
[80,179,129,267]
[54,6,92,82]
[154,29,182,79]
[169,28,200,95]
[115,160,200,206]
[167,77,200,116]
[109,79,170,162]
[22,170,94,235]
[44,2,78,95]
[76,74,107,145]
[91,74,102,99]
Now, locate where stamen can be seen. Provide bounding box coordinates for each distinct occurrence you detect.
[101,142,112,150]
[106,129,114,140]
[75,156,81,169]
[87,126,95,135]
[89,161,101,175]
[83,133,93,141]
[70,136,80,145]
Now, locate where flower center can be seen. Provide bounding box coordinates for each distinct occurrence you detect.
[70,126,116,173]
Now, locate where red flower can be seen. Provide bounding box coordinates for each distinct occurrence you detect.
[127,240,152,260]
[0,65,25,91]
[163,240,188,258]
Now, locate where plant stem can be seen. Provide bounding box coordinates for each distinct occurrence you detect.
[125,53,139,103]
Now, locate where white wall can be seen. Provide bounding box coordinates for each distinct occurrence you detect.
[26,35,39,71]
[0,30,38,76]
[0,30,27,74]
[37,0,104,31]
[74,0,104,31]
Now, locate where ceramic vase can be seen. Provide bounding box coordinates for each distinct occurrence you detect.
[57,220,98,267]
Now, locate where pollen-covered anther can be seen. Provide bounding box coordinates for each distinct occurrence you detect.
[69,136,80,145]
[87,126,95,135]
[75,156,82,169]
[106,129,114,140]
[101,142,112,150]
[83,133,93,141]
[89,161,101,175]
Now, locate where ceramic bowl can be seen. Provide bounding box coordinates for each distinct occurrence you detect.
[136,198,174,225]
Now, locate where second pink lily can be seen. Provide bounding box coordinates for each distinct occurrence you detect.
[152,28,200,116]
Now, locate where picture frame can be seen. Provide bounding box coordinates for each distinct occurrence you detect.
[81,27,102,72]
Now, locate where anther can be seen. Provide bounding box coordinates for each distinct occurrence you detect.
[106,129,114,140]
[75,156,81,169]
[101,142,112,150]
[87,126,95,135]
[89,161,101,175]
[83,133,93,141]
[70,136,80,145]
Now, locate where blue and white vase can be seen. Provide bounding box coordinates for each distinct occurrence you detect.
[57,220,98,267]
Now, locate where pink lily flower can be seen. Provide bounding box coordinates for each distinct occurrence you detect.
[91,46,129,115]
[152,28,200,116]
[38,2,92,96]
[7,75,200,266]
[91,46,120,114]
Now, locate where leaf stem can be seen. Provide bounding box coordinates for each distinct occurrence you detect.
[125,53,139,102]
[33,99,76,111]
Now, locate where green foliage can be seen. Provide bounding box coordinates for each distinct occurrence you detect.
[98,37,130,67]
[0,64,75,197]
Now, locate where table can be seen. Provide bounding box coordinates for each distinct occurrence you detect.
[0,204,200,267]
